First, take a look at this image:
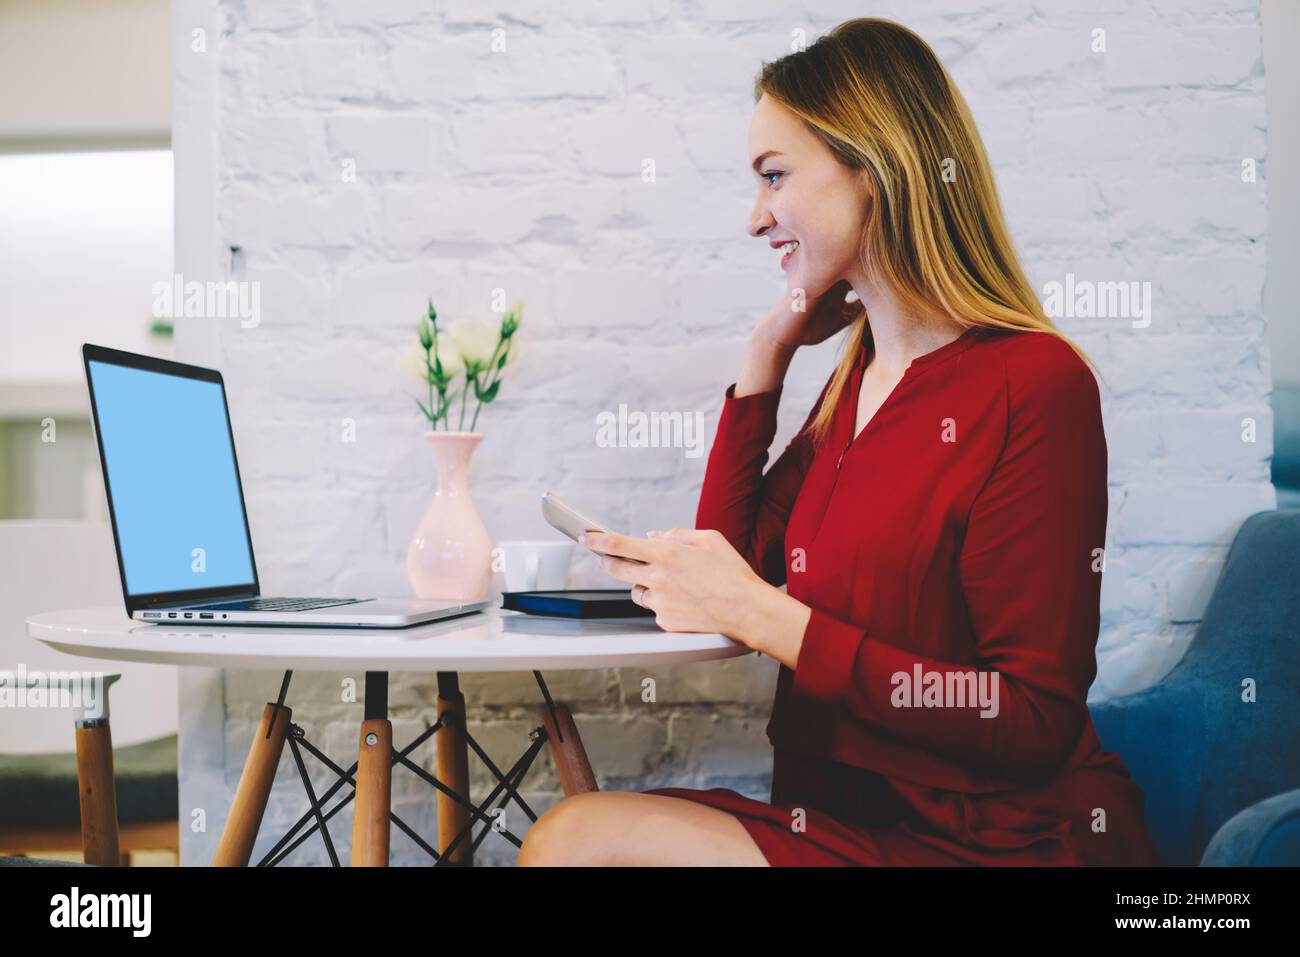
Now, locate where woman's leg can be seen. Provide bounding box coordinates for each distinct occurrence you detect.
[517,791,769,866]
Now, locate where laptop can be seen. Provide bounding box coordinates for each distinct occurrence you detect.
[82,343,490,628]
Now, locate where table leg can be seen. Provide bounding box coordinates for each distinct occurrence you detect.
[212,671,590,866]
[435,671,473,865]
[212,701,292,866]
[350,672,392,866]
[539,702,598,796]
[75,720,120,866]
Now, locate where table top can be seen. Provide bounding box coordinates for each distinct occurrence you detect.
[25,606,750,672]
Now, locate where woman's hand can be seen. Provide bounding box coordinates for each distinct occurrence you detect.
[580,527,768,643]
[753,278,866,351]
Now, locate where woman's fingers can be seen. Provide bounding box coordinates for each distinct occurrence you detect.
[647,527,708,545]
[598,552,652,585]
[581,530,654,562]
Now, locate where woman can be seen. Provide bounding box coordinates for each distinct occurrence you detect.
[517,17,1161,867]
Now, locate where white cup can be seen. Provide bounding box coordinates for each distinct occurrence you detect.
[499,540,575,592]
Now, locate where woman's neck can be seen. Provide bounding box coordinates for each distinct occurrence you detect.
[850,277,967,375]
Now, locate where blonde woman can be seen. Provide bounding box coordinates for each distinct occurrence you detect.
[518,17,1160,867]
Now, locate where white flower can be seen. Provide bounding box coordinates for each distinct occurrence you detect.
[448,318,503,373]
[434,339,466,381]
[398,339,463,385]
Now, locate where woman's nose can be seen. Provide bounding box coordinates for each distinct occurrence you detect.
[747,204,773,239]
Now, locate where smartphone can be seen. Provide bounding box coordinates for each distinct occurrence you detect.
[541,491,648,565]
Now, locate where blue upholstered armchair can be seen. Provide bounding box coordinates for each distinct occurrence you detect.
[1272,383,1300,510]
[1088,508,1300,866]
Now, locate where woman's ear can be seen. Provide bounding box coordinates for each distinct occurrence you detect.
[856,169,875,209]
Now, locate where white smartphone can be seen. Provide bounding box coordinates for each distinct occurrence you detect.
[541,491,648,565]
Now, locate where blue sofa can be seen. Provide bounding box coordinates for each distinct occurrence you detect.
[1274,383,1300,509]
[1089,508,1300,865]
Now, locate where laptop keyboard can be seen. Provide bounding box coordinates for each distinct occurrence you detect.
[188,597,365,612]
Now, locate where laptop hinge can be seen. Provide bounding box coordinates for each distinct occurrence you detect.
[137,591,257,612]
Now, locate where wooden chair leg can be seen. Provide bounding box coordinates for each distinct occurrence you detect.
[435,676,473,865]
[75,720,121,866]
[540,703,598,796]
[212,702,291,866]
[349,718,392,866]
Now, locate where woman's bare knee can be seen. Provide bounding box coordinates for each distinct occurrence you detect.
[516,791,768,867]
[518,792,605,867]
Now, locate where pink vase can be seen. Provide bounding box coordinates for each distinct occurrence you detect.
[406,431,493,602]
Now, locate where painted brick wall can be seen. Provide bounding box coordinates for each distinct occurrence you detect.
[171,0,1273,864]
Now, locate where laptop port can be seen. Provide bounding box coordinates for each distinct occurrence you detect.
[168,612,177,618]
[143,612,159,618]
[200,612,214,619]
[184,612,193,618]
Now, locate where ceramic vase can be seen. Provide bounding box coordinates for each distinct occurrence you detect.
[406,431,493,601]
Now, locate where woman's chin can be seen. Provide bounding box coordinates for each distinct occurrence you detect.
[788,273,833,302]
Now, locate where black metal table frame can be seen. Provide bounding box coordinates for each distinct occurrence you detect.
[255,669,567,867]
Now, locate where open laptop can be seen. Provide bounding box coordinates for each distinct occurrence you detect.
[82,343,490,627]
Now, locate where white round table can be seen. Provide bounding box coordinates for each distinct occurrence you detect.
[25,605,750,867]
[25,605,749,672]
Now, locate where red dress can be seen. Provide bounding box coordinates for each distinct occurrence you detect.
[643,327,1161,866]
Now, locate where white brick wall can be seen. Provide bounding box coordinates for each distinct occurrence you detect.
[171,0,1273,865]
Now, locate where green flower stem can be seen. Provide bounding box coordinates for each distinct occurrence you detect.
[424,343,436,429]
[459,374,471,431]
[469,336,511,431]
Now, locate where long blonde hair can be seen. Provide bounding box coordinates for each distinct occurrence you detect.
[754,18,1099,447]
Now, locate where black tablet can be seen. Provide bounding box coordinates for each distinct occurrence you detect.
[500,589,655,619]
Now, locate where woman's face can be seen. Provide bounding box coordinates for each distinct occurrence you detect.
[746,93,872,299]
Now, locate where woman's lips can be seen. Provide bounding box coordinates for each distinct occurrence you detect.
[781,245,798,270]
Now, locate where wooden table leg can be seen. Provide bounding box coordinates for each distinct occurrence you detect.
[74,672,122,867]
[435,672,472,865]
[351,673,392,866]
[76,720,120,866]
[540,703,598,796]
[350,718,392,865]
[212,702,291,866]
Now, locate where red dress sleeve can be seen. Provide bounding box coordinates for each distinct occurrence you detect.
[695,377,833,587]
[790,350,1108,781]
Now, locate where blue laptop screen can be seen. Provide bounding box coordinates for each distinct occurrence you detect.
[87,360,256,597]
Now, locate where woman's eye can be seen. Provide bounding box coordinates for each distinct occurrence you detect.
[762,170,783,187]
